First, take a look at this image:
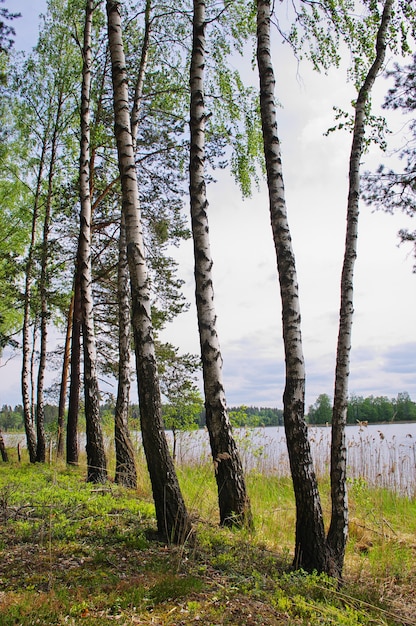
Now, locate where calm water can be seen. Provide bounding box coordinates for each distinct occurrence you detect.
[168,422,416,497]
[4,422,416,496]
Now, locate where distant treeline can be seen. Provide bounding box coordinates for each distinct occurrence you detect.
[124,404,285,428]
[0,403,284,431]
[307,392,416,425]
[1,393,415,431]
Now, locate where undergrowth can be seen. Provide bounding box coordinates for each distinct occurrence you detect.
[0,459,415,625]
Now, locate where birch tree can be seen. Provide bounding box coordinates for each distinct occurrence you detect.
[112,0,151,489]
[257,0,330,574]
[328,0,394,576]
[56,291,73,458]
[66,276,82,465]
[189,0,252,527]
[78,0,107,483]
[114,214,137,487]
[257,0,407,575]
[21,131,48,463]
[35,86,65,463]
[3,0,81,463]
[106,0,192,543]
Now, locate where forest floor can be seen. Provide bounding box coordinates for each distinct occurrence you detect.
[0,459,416,625]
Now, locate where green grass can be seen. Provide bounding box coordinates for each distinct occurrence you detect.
[0,459,415,625]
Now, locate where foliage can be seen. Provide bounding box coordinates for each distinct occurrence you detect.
[348,391,416,423]
[362,53,416,270]
[0,0,20,54]
[3,393,413,432]
[0,462,415,624]
[0,404,59,432]
[0,0,82,362]
[229,405,284,427]
[284,0,415,163]
[0,72,37,349]
[306,392,416,424]
[162,387,203,433]
[284,0,402,79]
[204,0,264,196]
[0,405,24,431]
[307,393,333,424]
[158,343,203,444]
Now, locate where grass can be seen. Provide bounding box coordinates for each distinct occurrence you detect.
[0,455,416,625]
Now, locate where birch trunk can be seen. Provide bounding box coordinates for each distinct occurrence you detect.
[327,0,394,576]
[0,431,8,462]
[106,0,192,543]
[113,0,151,488]
[189,0,251,528]
[36,89,63,463]
[114,214,137,488]
[21,134,48,463]
[257,0,331,574]
[130,0,151,145]
[66,273,81,465]
[57,292,74,459]
[65,56,110,466]
[78,0,107,483]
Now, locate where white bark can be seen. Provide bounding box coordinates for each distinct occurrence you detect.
[257,0,329,573]
[36,89,63,463]
[21,131,48,463]
[328,0,394,575]
[78,0,107,483]
[107,0,192,543]
[114,214,137,488]
[189,0,251,527]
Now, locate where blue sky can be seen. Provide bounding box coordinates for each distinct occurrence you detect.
[1,0,415,410]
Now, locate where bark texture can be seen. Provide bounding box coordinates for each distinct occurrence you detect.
[57,292,74,459]
[66,273,81,465]
[257,0,331,574]
[130,0,151,145]
[114,214,137,488]
[36,89,63,463]
[21,135,48,463]
[78,0,107,483]
[113,0,151,489]
[327,0,394,577]
[0,431,8,462]
[106,0,192,543]
[189,0,251,528]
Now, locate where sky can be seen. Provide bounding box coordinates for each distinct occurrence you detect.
[1,1,415,410]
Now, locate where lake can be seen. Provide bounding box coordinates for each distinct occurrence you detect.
[165,422,416,497]
[4,422,416,497]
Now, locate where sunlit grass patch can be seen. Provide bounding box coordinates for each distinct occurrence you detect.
[0,459,415,624]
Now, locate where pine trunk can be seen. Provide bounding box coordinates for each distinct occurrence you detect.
[78,0,107,483]
[257,0,331,574]
[106,0,192,543]
[327,0,393,577]
[189,0,251,528]
[115,214,137,488]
